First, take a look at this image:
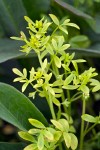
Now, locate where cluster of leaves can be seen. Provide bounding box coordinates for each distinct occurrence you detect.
[19,118,77,150]
[11,14,100,150]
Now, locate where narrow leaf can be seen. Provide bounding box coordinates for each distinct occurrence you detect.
[29,119,46,129]
[82,114,97,123]
[49,14,59,25]
[18,131,34,142]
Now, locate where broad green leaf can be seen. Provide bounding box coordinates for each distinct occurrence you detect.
[24,144,37,150]
[0,39,25,63]
[0,0,27,35]
[69,133,78,150]
[37,134,44,150]
[63,132,71,148]
[28,119,46,129]
[0,142,25,150]
[49,14,59,25]
[18,131,35,142]
[0,83,48,130]
[51,120,64,131]
[82,114,97,123]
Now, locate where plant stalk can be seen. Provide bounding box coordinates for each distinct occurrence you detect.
[79,97,86,150]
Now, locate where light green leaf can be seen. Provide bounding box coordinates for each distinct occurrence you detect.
[82,114,97,123]
[58,119,69,131]
[49,14,59,25]
[92,85,100,92]
[43,130,54,141]
[28,119,46,129]
[52,39,58,50]
[54,131,62,141]
[37,134,44,150]
[59,26,68,34]
[63,132,71,148]
[51,120,64,131]
[28,129,40,135]
[24,16,34,24]
[54,55,61,68]
[46,43,54,55]
[63,85,79,90]
[22,82,29,92]
[69,133,78,150]
[12,68,23,76]
[24,144,37,150]
[52,97,60,106]
[18,131,34,142]
[64,74,74,85]
[60,44,70,51]
[66,23,80,29]
[0,83,48,130]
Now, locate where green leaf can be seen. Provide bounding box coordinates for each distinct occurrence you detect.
[0,0,27,35]
[52,97,60,106]
[54,55,61,68]
[63,85,79,90]
[58,119,69,131]
[0,142,25,150]
[59,26,68,34]
[63,132,71,148]
[54,0,93,20]
[0,83,48,130]
[64,74,74,85]
[18,131,35,142]
[37,134,44,150]
[69,133,78,150]
[24,144,37,150]
[49,14,59,25]
[43,130,54,141]
[51,119,64,131]
[28,119,46,129]
[82,114,97,123]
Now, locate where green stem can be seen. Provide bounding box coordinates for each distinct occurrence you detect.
[59,143,63,150]
[84,123,97,137]
[49,93,56,120]
[37,52,42,67]
[79,97,86,150]
[51,57,67,113]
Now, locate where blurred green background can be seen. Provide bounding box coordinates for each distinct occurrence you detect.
[0,0,100,149]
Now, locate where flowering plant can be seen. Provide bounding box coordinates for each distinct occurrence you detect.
[11,14,100,150]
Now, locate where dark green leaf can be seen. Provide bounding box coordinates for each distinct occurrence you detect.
[54,0,93,20]
[0,0,27,35]
[0,83,48,130]
[0,142,25,150]
[0,39,36,63]
[22,0,50,20]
